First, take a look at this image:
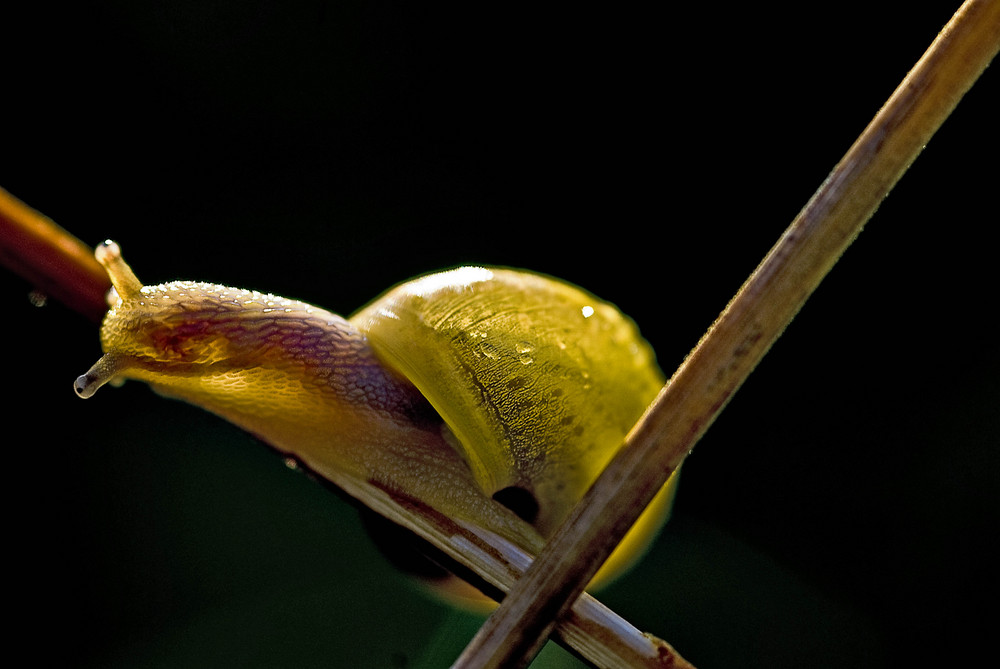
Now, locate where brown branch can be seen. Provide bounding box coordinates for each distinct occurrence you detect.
[0,187,110,321]
[0,183,691,667]
[451,1,1000,666]
[0,188,690,667]
[1,183,696,665]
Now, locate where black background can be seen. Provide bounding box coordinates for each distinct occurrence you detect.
[2,2,997,667]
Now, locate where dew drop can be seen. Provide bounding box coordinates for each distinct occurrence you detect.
[480,341,499,360]
[28,290,47,308]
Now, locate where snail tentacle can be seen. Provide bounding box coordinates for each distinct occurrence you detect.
[74,351,131,398]
[95,240,143,301]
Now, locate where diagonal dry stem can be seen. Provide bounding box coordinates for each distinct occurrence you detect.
[452,1,1000,666]
[2,2,997,666]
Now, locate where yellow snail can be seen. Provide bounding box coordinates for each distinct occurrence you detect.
[75,241,677,608]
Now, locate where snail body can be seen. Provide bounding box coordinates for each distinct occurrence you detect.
[76,242,676,606]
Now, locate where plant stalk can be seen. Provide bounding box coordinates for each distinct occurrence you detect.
[452,1,1000,666]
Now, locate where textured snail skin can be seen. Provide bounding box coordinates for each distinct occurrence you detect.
[76,242,677,606]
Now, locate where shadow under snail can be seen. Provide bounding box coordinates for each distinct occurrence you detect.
[75,241,678,608]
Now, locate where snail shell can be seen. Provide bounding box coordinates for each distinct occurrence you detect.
[353,266,666,537]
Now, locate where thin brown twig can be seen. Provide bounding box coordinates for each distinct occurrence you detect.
[0,187,110,321]
[452,1,1000,666]
[0,187,690,667]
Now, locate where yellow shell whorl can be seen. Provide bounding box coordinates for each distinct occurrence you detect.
[352,266,669,538]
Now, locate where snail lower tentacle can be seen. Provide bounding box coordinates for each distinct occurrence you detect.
[74,351,131,398]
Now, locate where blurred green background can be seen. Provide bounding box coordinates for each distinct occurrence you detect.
[2,2,997,667]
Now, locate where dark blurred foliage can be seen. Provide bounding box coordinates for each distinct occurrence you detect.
[2,2,996,667]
